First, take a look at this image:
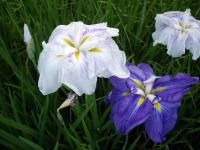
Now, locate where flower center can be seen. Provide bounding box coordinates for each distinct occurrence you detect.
[130,76,163,111]
[63,35,100,60]
[134,81,160,103]
[178,21,192,34]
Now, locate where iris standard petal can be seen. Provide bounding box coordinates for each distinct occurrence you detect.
[137,63,154,79]
[110,94,153,134]
[79,23,119,51]
[86,22,119,37]
[144,101,180,143]
[181,9,191,27]
[153,73,199,101]
[48,22,86,45]
[126,63,146,81]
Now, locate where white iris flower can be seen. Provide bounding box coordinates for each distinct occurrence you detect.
[38,22,129,96]
[152,9,200,60]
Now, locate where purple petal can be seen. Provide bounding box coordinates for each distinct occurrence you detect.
[161,88,189,102]
[137,63,154,79]
[144,101,180,143]
[105,88,131,105]
[109,76,130,91]
[110,94,153,134]
[153,73,198,101]
[164,11,183,20]
[126,63,146,81]
[109,63,153,91]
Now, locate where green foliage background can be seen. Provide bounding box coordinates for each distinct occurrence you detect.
[0,0,200,149]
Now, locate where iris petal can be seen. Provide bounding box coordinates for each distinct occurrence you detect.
[126,63,146,81]
[89,38,129,79]
[38,43,63,95]
[153,73,198,101]
[109,94,153,134]
[109,76,130,92]
[137,63,154,79]
[60,53,97,96]
[144,101,180,143]
[105,88,130,105]
[187,29,200,60]
[167,30,188,57]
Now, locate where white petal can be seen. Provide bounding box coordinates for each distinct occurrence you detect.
[48,33,77,56]
[191,45,200,60]
[135,88,145,96]
[48,22,86,47]
[152,27,175,46]
[167,31,188,57]
[38,43,63,95]
[146,94,156,102]
[70,22,86,47]
[86,22,119,37]
[182,9,191,26]
[163,11,183,18]
[187,29,200,60]
[80,23,119,51]
[87,38,129,78]
[24,24,32,44]
[48,25,69,42]
[154,14,179,30]
[143,75,159,94]
[60,53,97,96]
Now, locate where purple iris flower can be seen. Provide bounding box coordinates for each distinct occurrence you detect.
[106,63,198,143]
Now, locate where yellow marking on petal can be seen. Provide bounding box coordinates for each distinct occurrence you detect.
[151,87,166,94]
[74,51,80,60]
[154,102,161,111]
[181,29,185,34]
[56,52,63,58]
[136,97,145,107]
[63,38,75,47]
[178,21,183,27]
[80,35,90,46]
[56,54,63,58]
[122,91,131,96]
[186,24,192,29]
[89,48,101,52]
[133,79,144,90]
